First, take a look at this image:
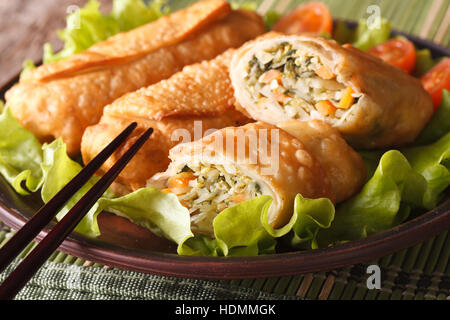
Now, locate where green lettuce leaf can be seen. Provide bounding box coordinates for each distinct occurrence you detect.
[178,196,276,256]
[318,150,427,247]
[229,0,280,30]
[352,18,391,50]
[40,0,169,64]
[179,194,335,256]
[333,20,355,44]
[229,0,257,11]
[19,59,37,79]
[415,90,450,145]
[264,10,282,30]
[413,48,437,77]
[0,106,103,236]
[402,132,450,210]
[279,195,334,250]
[40,139,84,203]
[0,106,44,195]
[212,195,276,256]
[39,139,102,237]
[43,0,117,63]
[178,234,221,256]
[94,187,193,246]
[333,18,390,50]
[111,0,169,32]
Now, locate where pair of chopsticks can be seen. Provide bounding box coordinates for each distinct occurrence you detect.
[0,122,152,300]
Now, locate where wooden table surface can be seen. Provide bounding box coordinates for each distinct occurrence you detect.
[0,0,110,87]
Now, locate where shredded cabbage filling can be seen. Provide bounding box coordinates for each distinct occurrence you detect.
[244,42,360,121]
[166,163,262,235]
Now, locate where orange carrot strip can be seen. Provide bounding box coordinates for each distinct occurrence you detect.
[230,194,248,204]
[273,90,291,104]
[315,65,335,79]
[168,172,196,189]
[338,86,354,109]
[315,100,337,116]
[260,69,282,84]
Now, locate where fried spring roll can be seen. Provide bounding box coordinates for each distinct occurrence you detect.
[230,35,434,149]
[81,50,251,195]
[148,121,335,235]
[6,0,265,155]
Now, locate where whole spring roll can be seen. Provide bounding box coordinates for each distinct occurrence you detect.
[81,49,251,195]
[149,121,366,236]
[230,35,434,149]
[6,0,265,155]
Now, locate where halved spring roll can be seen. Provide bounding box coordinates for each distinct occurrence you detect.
[81,49,251,195]
[6,0,265,155]
[149,121,365,236]
[230,35,434,149]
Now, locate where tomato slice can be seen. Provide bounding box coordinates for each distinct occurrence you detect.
[368,39,417,73]
[421,58,450,109]
[273,2,333,35]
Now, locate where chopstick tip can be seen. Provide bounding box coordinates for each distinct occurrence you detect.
[145,127,154,138]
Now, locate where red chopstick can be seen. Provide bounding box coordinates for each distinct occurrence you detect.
[0,125,153,300]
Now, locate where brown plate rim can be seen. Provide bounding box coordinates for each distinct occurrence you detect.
[0,21,449,279]
[1,198,449,279]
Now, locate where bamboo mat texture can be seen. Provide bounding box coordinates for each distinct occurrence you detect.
[0,0,449,300]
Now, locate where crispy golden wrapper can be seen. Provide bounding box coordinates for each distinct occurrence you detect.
[81,50,251,194]
[6,0,265,155]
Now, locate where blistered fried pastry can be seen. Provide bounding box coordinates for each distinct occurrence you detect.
[81,49,251,194]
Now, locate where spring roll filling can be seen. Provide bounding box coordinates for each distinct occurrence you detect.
[244,42,361,122]
[165,163,263,235]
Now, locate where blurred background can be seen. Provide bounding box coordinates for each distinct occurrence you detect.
[0,0,448,85]
[0,0,105,85]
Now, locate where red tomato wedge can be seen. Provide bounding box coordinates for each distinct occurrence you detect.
[273,2,333,35]
[368,39,417,73]
[421,58,450,109]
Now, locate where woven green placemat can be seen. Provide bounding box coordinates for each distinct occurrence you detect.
[1,0,449,300]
